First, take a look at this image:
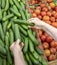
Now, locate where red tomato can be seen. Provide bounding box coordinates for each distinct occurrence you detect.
[44,49,50,57]
[55,47,57,51]
[36,6,41,11]
[38,15,42,20]
[50,48,56,54]
[35,9,40,15]
[42,7,48,12]
[43,15,50,21]
[50,41,56,47]
[40,3,46,8]
[32,12,37,17]
[54,13,57,19]
[48,54,56,61]
[43,42,49,49]
[56,19,57,22]
[55,41,57,47]
[50,17,55,22]
[46,36,53,43]
[47,0,52,3]
[41,35,46,42]
[52,11,56,16]
[51,22,57,28]
[55,6,57,12]
[50,2,55,9]
[47,11,51,17]
[32,0,36,4]
[41,11,46,16]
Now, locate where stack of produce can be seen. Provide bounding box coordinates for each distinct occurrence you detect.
[0,0,48,65]
[28,0,57,61]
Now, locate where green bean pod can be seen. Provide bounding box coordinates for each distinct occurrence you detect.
[23,37,29,53]
[4,0,9,11]
[1,0,6,9]
[9,29,14,45]
[2,14,14,21]
[2,21,8,34]
[0,39,4,47]
[14,24,21,40]
[0,24,4,41]
[25,53,32,65]
[29,39,34,53]
[2,58,6,65]
[0,8,2,20]
[28,29,39,46]
[13,5,19,12]
[10,7,21,17]
[19,26,27,36]
[9,0,14,5]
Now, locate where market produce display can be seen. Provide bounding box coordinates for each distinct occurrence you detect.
[28,0,57,61]
[0,0,48,65]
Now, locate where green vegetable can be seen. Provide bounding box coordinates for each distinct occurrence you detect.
[10,7,21,17]
[41,58,48,65]
[14,24,21,40]
[0,24,4,41]
[0,0,1,6]
[9,0,14,5]
[0,57,2,65]
[29,39,34,53]
[9,29,14,45]
[5,46,12,65]
[4,0,9,11]
[13,0,21,10]
[28,29,39,46]
[0,45,6,55]
[19,26,27,36]
[5,32,9,47]
[0,39,4,47]
[33,31,36,37]
[3,11,7,17]
[7,22,12,30]
[0,8,2,20]
[35,47,43,55]
[25,9,30,20]
[2,21,8,34]
[2,14,14,21]
[1,0,6,9]
[2,58,6,65]
[12,19,34,26]
[0,53,6,58]
[21,25,28,30]
[25,53,32,65]
[13,5,19,12]
[20,2,25,10]
[29,52,39,64]
[32,51,39,60]
[23,37,28,53]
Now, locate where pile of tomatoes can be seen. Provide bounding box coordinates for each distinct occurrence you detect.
[28,0,57,61]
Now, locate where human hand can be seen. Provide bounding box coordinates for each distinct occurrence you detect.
[28,18,44,29]
[10,39,24,53]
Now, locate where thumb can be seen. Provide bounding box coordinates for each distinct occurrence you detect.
[15,39,21,45]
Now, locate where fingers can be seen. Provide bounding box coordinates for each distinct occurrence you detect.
[20,42,24,49]
[28,18,39,23]
[15,39,21,45]
[10,39,24,52]
[10,42,15,51]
